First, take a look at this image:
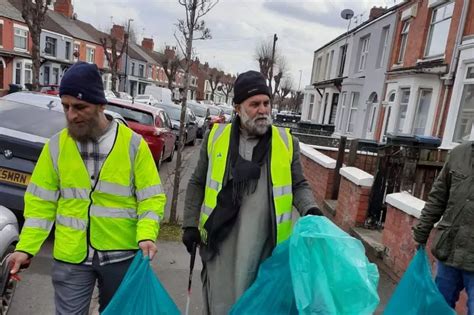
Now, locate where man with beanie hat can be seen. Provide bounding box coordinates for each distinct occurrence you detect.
[182,70,322,314]
[8,62,166,314]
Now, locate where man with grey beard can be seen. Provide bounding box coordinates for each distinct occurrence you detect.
[182,70,321,314]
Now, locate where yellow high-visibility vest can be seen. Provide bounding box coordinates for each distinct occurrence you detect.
[16,124,166,264]
[200,124,293,244]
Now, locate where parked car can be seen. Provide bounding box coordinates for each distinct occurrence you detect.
[0,205,19,314]
[133,94,159,106]
[2,92,128,126]
[39,84,59,95]
[154,102,198,147]
[207,105,226,130]
[118,92,133,101]
[106,99,176,168]
[104,90,120,98]
[218,105,234,123]
[187,101,210,138]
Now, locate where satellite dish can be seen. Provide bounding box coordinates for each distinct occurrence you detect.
[341,9,354,20]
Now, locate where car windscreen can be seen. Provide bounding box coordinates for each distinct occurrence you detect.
[156,105,181,121]
[209,107,220,116]
[0,100,65,140]
[106,104,154,126]
[221,107,233,115]
[187,103,207,117]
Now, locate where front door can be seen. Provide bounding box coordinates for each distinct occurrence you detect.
[0,62,4,90]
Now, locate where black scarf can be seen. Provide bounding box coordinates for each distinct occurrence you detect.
[201,117,271,261]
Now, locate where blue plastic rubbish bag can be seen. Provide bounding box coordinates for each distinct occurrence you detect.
[229,240,298,315]
[231,216,379,315]
[102,251,180,315]
[290,216,379,315]
[383,248,455,315]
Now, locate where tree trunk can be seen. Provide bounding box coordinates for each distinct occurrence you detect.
[31,33,41,90]
[111,72,118,92]
[169,0,197,224]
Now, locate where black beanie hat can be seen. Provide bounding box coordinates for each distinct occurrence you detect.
[232,70,271,105]
[59,62,107,105]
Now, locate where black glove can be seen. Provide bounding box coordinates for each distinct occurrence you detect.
[305,207,323,216]
[182,227,201,253]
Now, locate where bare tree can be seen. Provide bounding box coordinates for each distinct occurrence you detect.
[169,0,218,224]
[21,0,51,90]
[221,74,235,104]
[280,76,293,99]
[255,39,273,83]
[272,56,288,99]
[100,33,128,93]
[207,68,223,101]
[155,49,183,91]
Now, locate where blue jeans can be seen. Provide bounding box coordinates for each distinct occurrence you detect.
[435,261,474,315]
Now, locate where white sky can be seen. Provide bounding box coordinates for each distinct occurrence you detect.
[73,0,403,89]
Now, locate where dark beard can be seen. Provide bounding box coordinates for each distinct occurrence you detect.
[67,115,104,142]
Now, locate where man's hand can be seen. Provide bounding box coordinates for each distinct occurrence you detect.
[305,207,323,216]
[7,252,31,275]
[182,227,201,253]
[138,240,157,260]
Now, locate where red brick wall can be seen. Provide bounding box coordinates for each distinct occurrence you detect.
[300,155,334,206]
[382,204,468,314]
[334,177,370,231]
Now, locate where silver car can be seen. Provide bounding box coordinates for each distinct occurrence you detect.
[0,206,19,314]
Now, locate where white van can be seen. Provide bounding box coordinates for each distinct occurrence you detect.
[144,85,173,104]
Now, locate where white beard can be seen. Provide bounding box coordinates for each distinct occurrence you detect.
[239,107,272,136]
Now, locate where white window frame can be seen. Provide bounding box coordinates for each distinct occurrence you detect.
[338,44,348,77]
[14,26,28,51]
[425,1,454,58]
[453,64,474,142]
[314,57,322,82]
[308,94,315,120]
[326,50,334,80]
[396,88,411,133]
[337,92,347,132]
[44,36,57,57]
[73,43,80,62]
[13,59,32,86]
[358,36,370,72]
[0,20,4,48]
[377,26,390,68]
[86,47,95,63]
[398,21,410,63]
[412,89,433,135]
[346,92,360,133]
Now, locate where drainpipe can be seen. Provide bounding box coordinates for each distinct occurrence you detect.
[436,0,469,136]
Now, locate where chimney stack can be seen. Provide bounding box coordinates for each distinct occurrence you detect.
[141,38,154,51]
[369,7,388,20]
[54,0,74,18]
[111,25,125,41]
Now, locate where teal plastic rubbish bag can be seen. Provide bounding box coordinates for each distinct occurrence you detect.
[230,216,379,315]
[290,216,379,315]
[102,251,180,315]
[383,248,456,315]
[229,240,298,315]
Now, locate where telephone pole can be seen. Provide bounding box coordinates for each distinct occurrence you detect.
[268,33,278,98]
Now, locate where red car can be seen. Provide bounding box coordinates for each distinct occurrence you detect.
[206,105,226,130]
[39,85,60,95]
[106,99,176,168]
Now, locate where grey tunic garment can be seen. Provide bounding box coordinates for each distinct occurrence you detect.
[183,125,319,315]
[201,130,274,315]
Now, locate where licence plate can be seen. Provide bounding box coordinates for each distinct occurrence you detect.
[0,167,31,187]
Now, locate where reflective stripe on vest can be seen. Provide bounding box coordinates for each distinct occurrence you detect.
[61,188,90,199]
[200,124,293,244]
[56,214,87,231]
[136,184,164,202]
[138,211,161,222]
[26,183,59,201]
[24,218,54,231]
[90,205,138,219]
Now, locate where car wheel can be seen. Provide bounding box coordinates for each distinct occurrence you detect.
[165,146,174,162]
[1,245,17,315]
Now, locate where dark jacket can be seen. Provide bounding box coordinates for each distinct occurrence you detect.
[183,128,319,246]
[413,142,474,271]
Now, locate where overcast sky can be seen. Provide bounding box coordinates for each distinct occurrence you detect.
[73,0,403,89]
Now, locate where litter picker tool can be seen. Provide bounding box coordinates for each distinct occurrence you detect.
[185,242,197,315]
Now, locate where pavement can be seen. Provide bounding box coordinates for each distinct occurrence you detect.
[6,139,399,314]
